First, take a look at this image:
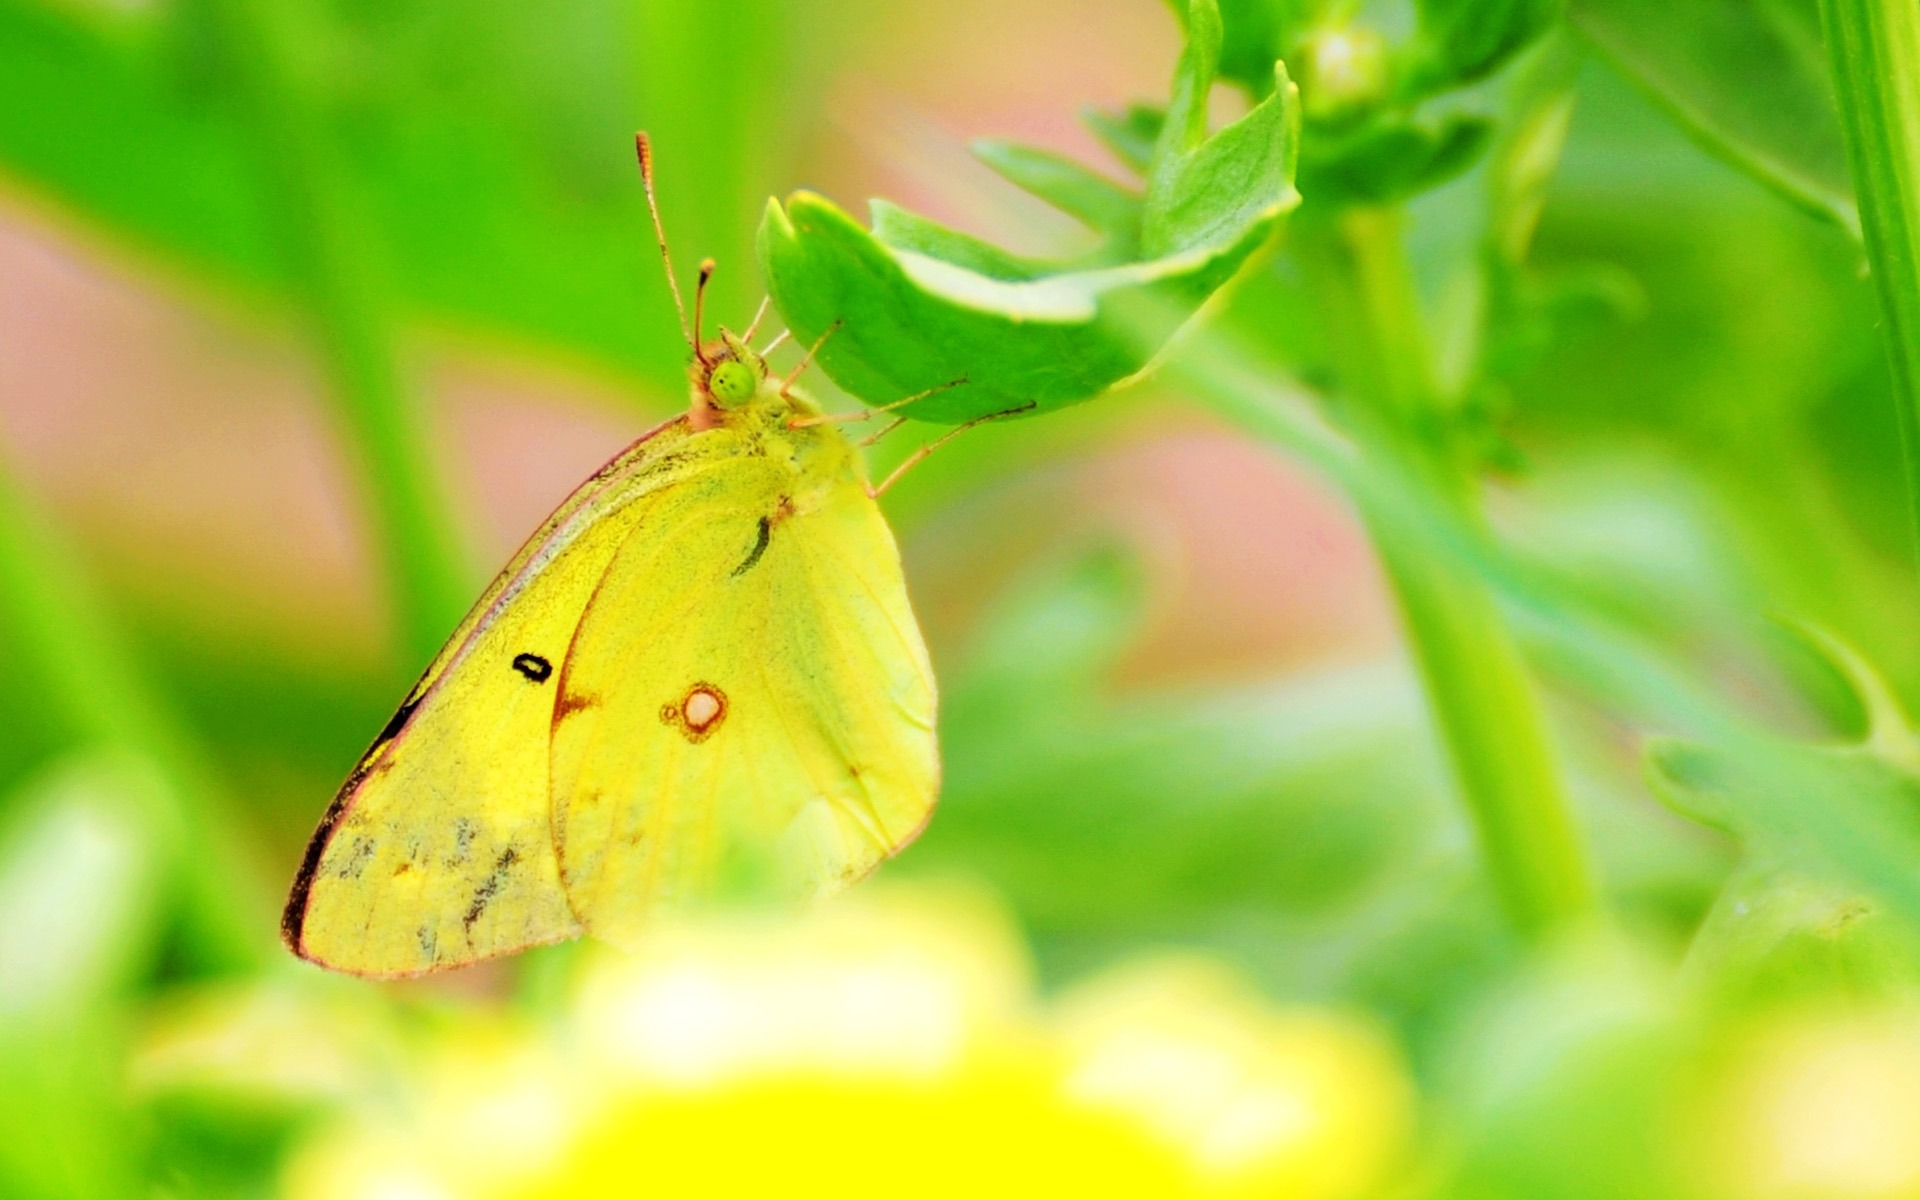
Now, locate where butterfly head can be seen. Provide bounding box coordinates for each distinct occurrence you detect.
[697,331,769,409]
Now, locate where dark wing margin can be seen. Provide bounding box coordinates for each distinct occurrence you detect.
[279,687,425,954]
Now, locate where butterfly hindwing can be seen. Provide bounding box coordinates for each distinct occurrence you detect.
[549,453,939,948]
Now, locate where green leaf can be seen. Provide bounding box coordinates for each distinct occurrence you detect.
[1144,0,1301,256]
[1188,0,1340,95]
[1820,0,1920,563]
[867,201,1055,280]
[759,0,1301,423]
[1681,860,1920,1006]
[1407,0,1565,94]
[1081,102,1166,174]
[1570,0,1860,233]
[971,139,1142,250]
[1300,112,1494,205]
[1645,630,1920,924]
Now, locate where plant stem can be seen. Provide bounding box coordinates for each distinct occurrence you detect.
[199,0,471,667]
[1298,207,1597,940]
[0,464,270,970]
[1371,505,1596,937]
[1819,0,1920,573]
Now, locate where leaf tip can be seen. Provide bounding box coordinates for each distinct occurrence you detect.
[1643,736,1741,833]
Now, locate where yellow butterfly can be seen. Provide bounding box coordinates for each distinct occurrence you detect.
[282,135,939,976]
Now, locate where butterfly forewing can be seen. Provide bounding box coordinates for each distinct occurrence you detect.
[285,419,696,976]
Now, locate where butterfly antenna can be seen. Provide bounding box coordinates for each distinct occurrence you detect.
[693,258,717,352]
[634,132,704,364]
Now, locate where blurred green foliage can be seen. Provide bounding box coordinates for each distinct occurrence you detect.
[3,0,1920,1195]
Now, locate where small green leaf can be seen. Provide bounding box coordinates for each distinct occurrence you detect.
[1407,0,1565,94]
[1143,0,1302,257]
[1158,0,1228,154]
[972,139,1142,250]
[1300,112,1494,205]
[1683,860,1920,1006]
[1081,102,1166,174]
[759,0,1300,423]
[1645,631,1920,924]
[1644,736,1744,834]
[1211,0,1291,93]
[867,201,1053,280]
[1188,0,1341,95]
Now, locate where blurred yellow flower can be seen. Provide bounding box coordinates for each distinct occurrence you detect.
[1699,1010,1920,1200]
[283,887,1411,1200]
[1055,959,1411,1199]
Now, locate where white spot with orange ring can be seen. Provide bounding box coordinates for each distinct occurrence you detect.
[685,688,723,731]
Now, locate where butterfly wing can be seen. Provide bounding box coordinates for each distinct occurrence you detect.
[550,454,939,948]
[284,418,700,976]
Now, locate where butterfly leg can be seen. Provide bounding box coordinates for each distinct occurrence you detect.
[778,321,843,395]
[866,402,1037,498]
[741,294,773,343]
[789,378,967,430]
[858,417,908,448]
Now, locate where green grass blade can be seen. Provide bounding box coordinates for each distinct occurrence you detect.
[1820,0,1920,577]
[193,0,472,667]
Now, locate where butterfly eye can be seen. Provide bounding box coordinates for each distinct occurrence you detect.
[707,359,758,404]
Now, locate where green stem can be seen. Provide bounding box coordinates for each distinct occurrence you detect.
[1299,207,1596,940]
[1370,511,1596,937]
[1819,0,1920,573]
[0,464,270,970]
[199,0,471,666]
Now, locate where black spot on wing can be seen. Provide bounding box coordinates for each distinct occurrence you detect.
[463,848,520,933]
[512,653,553,683]
[731,515,772,577]
[462,886,494,932]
